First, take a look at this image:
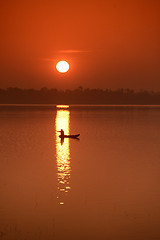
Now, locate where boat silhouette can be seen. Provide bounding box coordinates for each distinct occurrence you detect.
[57,129,80,139]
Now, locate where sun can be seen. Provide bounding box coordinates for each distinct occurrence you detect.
[56,60,69,73]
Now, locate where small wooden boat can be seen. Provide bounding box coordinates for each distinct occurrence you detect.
[59,134,80,139]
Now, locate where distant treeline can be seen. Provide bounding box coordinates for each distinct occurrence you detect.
[0,87,160,104]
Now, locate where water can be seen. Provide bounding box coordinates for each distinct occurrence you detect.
[0,105,160,240]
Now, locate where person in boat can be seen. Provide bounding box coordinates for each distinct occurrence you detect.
[58,129,80,139]
[60,129,64,137]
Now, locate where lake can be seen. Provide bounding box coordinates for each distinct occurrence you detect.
[0,105,160,240]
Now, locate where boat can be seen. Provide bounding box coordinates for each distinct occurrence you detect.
[59,134,80,139]
[57,129,80,139]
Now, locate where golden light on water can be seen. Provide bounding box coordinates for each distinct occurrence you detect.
[55,109,70,205]
[56,105,69,109]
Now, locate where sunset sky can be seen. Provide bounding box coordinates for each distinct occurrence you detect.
[1,0,160,90]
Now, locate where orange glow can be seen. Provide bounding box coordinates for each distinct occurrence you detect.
[1,1,160,90]
[56,61,69,73]
[55,109,71,205]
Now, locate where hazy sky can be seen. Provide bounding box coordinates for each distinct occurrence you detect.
[1,0,160,90]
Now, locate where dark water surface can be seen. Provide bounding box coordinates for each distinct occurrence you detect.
[0,105,160,240]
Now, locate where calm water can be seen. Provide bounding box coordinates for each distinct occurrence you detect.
[0,105,160,240]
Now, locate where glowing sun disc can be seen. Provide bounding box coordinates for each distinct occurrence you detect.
[56,61,69,73]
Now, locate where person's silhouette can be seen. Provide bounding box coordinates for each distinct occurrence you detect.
[60,129,64,137]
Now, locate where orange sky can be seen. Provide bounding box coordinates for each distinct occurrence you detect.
[0,0,160,90]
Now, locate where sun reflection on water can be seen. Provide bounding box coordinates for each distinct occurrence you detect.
[55,107,71,204]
